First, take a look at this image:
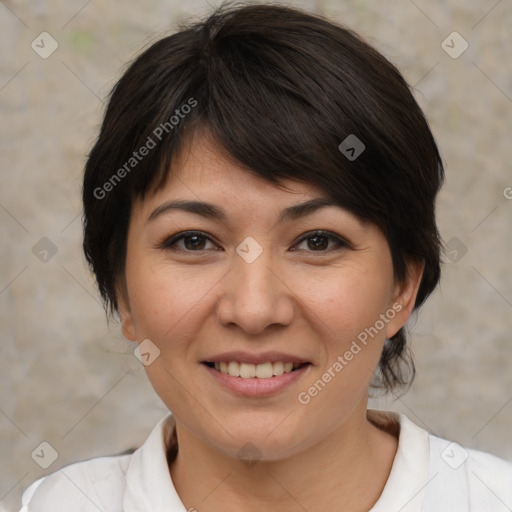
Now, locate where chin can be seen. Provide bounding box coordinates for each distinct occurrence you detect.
[207,417,311,463]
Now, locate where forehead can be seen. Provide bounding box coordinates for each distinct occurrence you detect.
[141,131,329,211]
[182,136,322,196]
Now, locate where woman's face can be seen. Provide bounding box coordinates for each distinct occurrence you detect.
[118,133,422,461]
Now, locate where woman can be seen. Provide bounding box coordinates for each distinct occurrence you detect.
[20,3,512,511]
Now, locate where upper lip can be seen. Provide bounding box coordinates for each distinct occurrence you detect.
[202,351,311,365]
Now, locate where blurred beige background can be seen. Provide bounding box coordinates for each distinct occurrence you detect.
[1,0,511,510]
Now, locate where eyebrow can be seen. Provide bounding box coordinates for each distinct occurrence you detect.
[147,197,342,224]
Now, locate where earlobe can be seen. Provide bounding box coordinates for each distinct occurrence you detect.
[120,312,137,342]
[116,290,137,342]
[385,259,425,339]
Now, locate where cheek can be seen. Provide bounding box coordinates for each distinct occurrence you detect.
[124,259,220,345]
[305,264,394,342]
[298,266,393,391]
[276,267,393,450]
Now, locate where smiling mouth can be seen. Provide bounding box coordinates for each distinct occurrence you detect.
[202,361,311,379]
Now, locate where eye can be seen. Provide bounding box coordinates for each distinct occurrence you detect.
[159,231,217,252]
[292,230,350,252]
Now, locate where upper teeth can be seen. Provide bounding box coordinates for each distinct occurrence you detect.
[214,361,299,378]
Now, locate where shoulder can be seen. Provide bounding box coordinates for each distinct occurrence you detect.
[374,411,512,511]
[19,414,175,512]
[20,453,132,512]
[428,430,512,477]
[426,430,512,510]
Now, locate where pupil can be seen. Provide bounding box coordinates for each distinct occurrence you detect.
[309,235,327,250]
[186,235,204,250]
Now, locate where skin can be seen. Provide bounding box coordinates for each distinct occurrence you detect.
[118,131,424,512]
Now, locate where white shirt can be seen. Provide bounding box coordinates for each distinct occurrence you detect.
[19,410,512,511]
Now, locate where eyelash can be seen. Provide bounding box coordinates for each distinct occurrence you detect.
[158,230,351,254]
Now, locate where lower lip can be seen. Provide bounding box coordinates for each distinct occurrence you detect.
[202,364,311,397]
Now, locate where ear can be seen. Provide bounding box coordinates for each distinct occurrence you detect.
[116,282,137,342]
[385,258,425,339]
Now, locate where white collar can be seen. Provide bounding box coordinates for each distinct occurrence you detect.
[369,411,430,511]
[122,410,431,512]
[123,414,185,512]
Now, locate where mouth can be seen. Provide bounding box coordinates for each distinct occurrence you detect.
[201,360,311,397]
[202,361,311,379]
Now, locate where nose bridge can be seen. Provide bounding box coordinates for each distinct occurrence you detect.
[235,238,277,316]
[217,236,293,333]
[237,242,274,300]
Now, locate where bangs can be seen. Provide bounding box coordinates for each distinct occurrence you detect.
[100,7,425,228]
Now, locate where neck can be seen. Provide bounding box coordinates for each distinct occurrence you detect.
[168,404,399,512]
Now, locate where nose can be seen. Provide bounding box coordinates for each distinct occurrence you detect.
[216,242,295,335]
